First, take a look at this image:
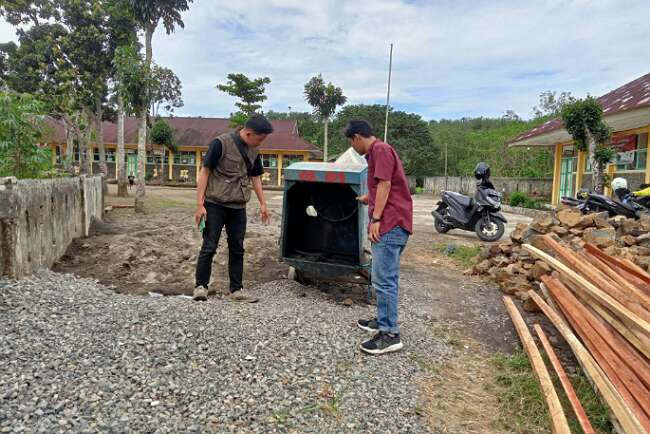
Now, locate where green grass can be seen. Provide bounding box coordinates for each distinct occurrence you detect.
[148,198,192,209]
[434,243,481,268]
[491,352,613,434]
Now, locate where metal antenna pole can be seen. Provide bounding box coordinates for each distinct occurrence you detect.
[384,43,393,142]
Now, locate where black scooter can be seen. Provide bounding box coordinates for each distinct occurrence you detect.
[432,163,508,242]
[560,189,640,219]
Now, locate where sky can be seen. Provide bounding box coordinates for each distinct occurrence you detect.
[1,0,649,121]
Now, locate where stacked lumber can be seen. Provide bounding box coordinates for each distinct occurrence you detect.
[504,233,650,434]
[473,208,650,312]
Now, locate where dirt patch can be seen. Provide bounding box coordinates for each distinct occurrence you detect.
[54,197,288,296]
[419,336,505,434]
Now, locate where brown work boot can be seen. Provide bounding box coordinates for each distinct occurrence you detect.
[228,289,258,303]
[193,286,208,301]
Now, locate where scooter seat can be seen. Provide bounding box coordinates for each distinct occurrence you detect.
[446,192,473,208]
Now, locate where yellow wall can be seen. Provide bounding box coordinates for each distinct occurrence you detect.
[551,143,563,206]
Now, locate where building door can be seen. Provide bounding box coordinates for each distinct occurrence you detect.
[127,154,138,177]
[559,157,575,198]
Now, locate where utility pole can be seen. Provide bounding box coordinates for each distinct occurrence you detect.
[444,143,448,191]
[384,43,393,142]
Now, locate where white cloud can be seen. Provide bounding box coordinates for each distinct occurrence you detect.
[3,0,650,120]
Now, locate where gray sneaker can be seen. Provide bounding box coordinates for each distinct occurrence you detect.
[193,286,208,301]
[360,331,403,355]
[228,289,258,303]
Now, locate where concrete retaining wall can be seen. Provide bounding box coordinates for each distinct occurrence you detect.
[423,176,553,197]
[0,176,103,279]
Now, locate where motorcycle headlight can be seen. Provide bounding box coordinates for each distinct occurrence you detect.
[487,194,501,206]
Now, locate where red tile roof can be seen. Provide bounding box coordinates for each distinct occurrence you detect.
[510,72,650,144]
[46,116,321,154]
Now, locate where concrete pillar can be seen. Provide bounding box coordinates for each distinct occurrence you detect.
[575,149,586,195]
[646,126,650,184]
[168,150,174,181]
[277,153,283,187]
[551,143,563,206]
[604,163,617,197]
[195,150,201,184]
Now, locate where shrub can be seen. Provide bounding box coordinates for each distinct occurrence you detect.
[523,198,542,209]
[509,192,527,207]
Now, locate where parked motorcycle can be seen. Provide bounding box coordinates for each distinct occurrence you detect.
[432,162,507,242]
[560,178,643,219]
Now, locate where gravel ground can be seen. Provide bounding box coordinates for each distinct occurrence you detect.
[0,270,451,434]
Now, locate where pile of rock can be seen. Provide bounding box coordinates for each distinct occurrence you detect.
[472,208,650,311]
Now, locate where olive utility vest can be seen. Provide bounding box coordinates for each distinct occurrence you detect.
[205,132,258,207]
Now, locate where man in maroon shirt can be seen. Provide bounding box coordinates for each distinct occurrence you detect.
[344,120,413,355]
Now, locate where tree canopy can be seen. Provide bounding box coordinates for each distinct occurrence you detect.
[217,73,271,126]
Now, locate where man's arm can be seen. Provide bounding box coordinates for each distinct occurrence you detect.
[251,176,270,223]
[372,180,391,219]
[368,180,391,243]
[194,167,211,226]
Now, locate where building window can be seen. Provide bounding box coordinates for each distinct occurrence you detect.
[261,154,278,168]
[173,151,196,166]
[283,154,304,166]
[585,132,648,172]
[93,150,116,162]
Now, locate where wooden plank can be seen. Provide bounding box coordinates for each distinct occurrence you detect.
[502,296,571,434]
[543,236,650,323]
[581,251,650,311]
[528,290,646,434]
[584,243,650,285]
[534,324,596,434]
[544,277,650,426]
[522,244,650,338]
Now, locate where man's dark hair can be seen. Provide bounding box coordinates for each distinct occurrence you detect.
[245,114,274,134]
[344,120,374,138]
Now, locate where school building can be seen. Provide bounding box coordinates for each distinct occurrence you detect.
[508,72,650,206]
[48,117,322,186]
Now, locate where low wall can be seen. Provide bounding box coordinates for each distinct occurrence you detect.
[0,176,103,279]
[423,176,553,197]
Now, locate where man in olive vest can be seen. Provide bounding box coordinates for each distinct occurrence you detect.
[193,115,273,302]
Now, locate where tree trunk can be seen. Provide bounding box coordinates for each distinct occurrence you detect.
[84,117,93,175]
[134,27,154,213]
[588,134,604,194]
[323,117,329,162]
[96,100,107,195]
[135,112,147,212]
[117,94,128,197]
[63,119,73,174]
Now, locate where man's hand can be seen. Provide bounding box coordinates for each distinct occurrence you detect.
[194,205,207,227]
[368,221,381,243]
[357,195,369,205]
[260,205,270,225]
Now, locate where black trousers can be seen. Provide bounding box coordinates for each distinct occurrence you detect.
[195,202,247,292]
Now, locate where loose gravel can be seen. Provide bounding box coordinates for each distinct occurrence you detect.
[0,270,451,433]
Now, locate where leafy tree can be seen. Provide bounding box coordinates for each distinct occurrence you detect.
[106,0,140,197]
[1,1,119,178]
[150,64,183,117]
[216,73,271,127]
[428,117,553,179]
[328,104,434,176]
[533,90,576,118]
[304,74,346,161]
[0,92,51,179]
[151,117,175,182]
[561,97,612,194]
[126,0,193,212]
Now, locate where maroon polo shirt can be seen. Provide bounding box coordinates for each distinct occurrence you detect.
[365,140,413,235]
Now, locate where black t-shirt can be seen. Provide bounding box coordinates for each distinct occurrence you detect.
[203,135,264,177]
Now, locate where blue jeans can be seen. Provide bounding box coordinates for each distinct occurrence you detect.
[372,226,409,334]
